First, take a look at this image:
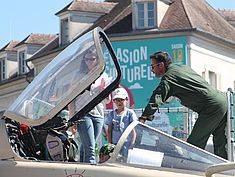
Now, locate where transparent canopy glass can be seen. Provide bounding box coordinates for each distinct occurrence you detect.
[111,121,229,173]
[4,27,121,126]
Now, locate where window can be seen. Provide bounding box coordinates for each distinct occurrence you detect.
[202,67,218,89]
[147,2,155,26]
[136,1,156,29]
[61,18,70,45]
[137,3,145,27]
[208,71,217,89]
[19,50,28,74]
[0,57,6,80]
[202,71,205,80]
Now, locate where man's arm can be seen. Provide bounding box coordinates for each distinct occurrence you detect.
[139,80,171,122]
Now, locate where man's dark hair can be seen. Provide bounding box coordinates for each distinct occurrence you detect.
[150,51,172,69]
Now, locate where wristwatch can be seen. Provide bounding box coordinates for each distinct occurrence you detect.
[138,116,146,122]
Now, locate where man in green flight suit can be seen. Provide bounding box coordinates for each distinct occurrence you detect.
[139,51,228,159]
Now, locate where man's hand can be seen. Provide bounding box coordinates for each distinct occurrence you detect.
[138,116,147,123]
[138,115,154,123]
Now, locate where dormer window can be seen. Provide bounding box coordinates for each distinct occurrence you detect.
[19,50,28,74]
[0,57,6,80]
[134,1,156,29]
[60,17,70,45]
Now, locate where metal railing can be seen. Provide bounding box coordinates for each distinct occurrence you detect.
[226,88,234,161]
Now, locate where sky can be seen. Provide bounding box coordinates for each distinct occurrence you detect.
[0,0,234,48]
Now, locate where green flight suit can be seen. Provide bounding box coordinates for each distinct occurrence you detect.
[142,64,228,159]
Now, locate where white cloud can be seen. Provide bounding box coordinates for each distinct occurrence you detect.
[129,82,143,89]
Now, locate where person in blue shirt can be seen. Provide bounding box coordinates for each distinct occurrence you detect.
[106,87,137,157]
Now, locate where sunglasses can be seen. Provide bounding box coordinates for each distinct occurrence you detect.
[114,98,125,103]
[151,63,161,70]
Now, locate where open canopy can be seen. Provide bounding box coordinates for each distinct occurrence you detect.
[4,27,121,126]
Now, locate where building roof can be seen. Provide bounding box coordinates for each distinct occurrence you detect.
[30,0,127,61]
[106,0,235,42]
[55,0,116,15]
[28,36,61,61]
[159,0,191,30]
[93,0,131,31]
[217,9,235,21]
[180,0,235,41]
[0,40,20,53]
[30,0,235,61]
[15,33,57,47]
